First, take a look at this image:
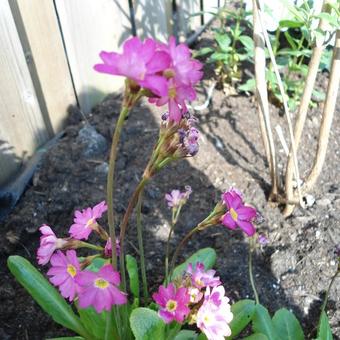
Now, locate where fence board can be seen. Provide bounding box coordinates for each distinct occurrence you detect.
[203,0,219,23]
[54,0,132,114]
[133,0,173,42]
[11,0,76,134]
[176,0,202,42]
[0,0,48,186]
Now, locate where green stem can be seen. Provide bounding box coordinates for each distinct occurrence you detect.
[136,189,148,300]
[320,269,339,315]
[248,238,260,304]
[107,105,130,270]
[78,241,103,251]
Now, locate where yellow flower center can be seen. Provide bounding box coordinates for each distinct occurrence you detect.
[195,278,204,287]
[166,299,178,312]
[230,208,238,221]
[86,218,95,228]
[94,278,109,289]
[67,264,77,277]
[168,87,177,99]
[164,68,175,79]
[203,314,212,325]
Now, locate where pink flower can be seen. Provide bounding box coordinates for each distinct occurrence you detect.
[186,262,221,289]
[258,234,269,245]
[75,264,127,313]
[47,250,80,301]
[152,283,190,323]
[197,286,233,340]
[221,189,257,236]
[69,201,107,240]
[165,186,192,209]
[94,37,171,96]
[37,225,67,265]
[104,237,121,257]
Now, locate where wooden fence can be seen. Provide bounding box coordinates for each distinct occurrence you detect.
[0,0,221,186]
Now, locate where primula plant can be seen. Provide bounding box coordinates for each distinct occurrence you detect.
[7,35,338,340]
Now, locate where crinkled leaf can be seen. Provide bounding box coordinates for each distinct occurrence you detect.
[252,304,278,340]
[174,330,198,339]
[171,248,217,280]
[216,33,231,52]
[7,256,89,338]
[238,79,256,93]
[228,299,256,338]
[209,52,229,62]
[130,307,165,340]
[126,254,140,299]
[193,47,214,58]
[272,308,304,340]
[317,311,333,340]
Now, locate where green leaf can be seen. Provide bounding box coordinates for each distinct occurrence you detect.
[272,308,304,340]
[317,311,333,340]
[209,52,228,62]
[174,330,198,339]
[239,35,254,51]
[316,13,339,28]
[197,334,208,340]
[130,307,165,340]
[279,20,304,28]
[229,299,256,338]
[47,338,84,340]
[77,307,106,340]
[238,79,256,93]
[215,33,231,52]
[126,254,140,299]
[193,47,214,58]
[252,304,278,340]
[7,256,89,338]
[284,31,298,50]
[84,257,107,272]
[242,334,268,340]
[312,89,326,102]
[171,248,217,280]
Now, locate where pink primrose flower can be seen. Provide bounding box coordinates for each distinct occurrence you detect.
[152,283,190,324]
[221,189,257,236]
[165,186,191,209]
[104,237,121,257]
[186,262,221,289]
[47,250,80,301]
[94,37,171,97]
[69,201,107,240]
[197,286,233,340]
[37,225,67,265]
[76,264,127,313]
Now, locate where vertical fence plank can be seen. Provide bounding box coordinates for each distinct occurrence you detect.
[176,0,202,42]
[54,0,132,114]
[133,0,173,42]
[203,0,219,23]
[11,0,76,134]
[0,0,48,186]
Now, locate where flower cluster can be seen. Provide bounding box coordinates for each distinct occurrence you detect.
[36,201,125,312]
[165,185,192,209]
[94,36,202,123]
[153,262,233,340]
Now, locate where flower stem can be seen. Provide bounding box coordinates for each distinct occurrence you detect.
[320,268,339,316]
[107,105,130,270]
[136,189,148,299]
[248,237,260,304]
[78,241,103,251]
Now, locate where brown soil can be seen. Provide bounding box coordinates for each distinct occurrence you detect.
[0,27,339,339]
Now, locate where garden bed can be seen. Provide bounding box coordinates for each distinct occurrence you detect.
[1,26,339,339]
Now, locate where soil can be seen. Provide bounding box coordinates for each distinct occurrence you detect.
[0,26,339,340]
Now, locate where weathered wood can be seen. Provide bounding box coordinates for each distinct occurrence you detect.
[133,0,173,42]
[54,0,132,113]
[0,0,48,186]
[11,0,76,134]
[176,0,202,42]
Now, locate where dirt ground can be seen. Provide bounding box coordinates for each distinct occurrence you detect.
[0,27,339,339]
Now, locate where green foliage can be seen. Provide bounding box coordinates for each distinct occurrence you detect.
[174,330,199,340]
[171,247,217,280]
[252,304,279,340]
[272,308,304,340]
[77,307,107,340]
[228,299,256,338]
[126,254,140,299]
[7,256,90,338]
[130,307,165,340]
[316,311,333,340]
